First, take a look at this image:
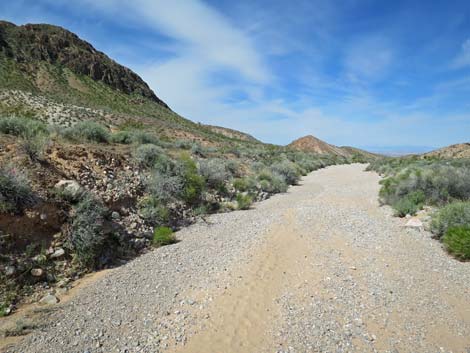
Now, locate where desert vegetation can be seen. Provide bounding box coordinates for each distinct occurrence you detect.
[0,115,345,314]
[367,157,470,260]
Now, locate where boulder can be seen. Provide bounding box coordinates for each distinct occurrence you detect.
[39,294,59,305]
[31,268,44,277]
[405,217,423,229]
[50,248,65,259]
[4,265,16,276]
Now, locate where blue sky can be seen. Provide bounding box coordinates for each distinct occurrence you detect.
[2,0,470,151]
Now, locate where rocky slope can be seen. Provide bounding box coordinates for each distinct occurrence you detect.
[423,143,470,159]
[0,21,168,108]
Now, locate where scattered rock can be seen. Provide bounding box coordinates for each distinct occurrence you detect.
[54,180,82,200]
[4,265,16,276]
[39,294,59,305]
[51,248,65,259]
[405,217,423,229]
[31,268,44,277]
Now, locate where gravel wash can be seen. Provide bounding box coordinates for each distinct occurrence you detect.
[3,164,470,353]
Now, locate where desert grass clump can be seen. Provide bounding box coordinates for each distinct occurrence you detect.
[62,121,110,143]
[152,226,176,246]
[430,201,470,238]
[442,226,470,260]
[0,166,34,213]
[236,193,253,210]
[68,193,108,268]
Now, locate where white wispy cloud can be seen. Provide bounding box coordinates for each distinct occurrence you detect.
[451,38,470,69]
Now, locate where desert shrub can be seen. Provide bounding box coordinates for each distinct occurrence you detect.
[259,179,270,192]
[392,191,425,217]
[131,130,160,145]
[174,154,205,204]
[145,171,183,204]
[133,144,166,168]
[152,226,176,246]
[0,116,48,138]
[20,135,48,162]
[442,226,470,260]
[430,201,470,238]
[68,194,108,268]
[233,176,257,192]
[0,166,34,213]
[198,158,231,188]
[138,196,170,224]
[270,160,300,185]
[268,172,288,193]
[110,130,134,144]
[236,193,253,210]
[62,121,110,143]
[191,143,206,157]
[174,139,192,149]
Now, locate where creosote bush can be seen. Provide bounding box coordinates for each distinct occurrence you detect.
[152,226,176,246]
[442,226,470,260]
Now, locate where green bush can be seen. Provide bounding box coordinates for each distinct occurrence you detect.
[392,191,425,217]
[442,226,470,260]
[62,121,110,143]
[133,144,166,168]
[152,226,176,246]
[236,193,253,210]
[233,177,257,192]
[69,194,108,268]
[0,166,34,213]
[0,116,48,138]
[110,130,134,144]
[175,154,205,204]
[430,201,470,238]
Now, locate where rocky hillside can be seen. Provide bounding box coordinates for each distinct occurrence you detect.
[423,143,470,159]
[0,21,168,107]
[204,125,261,143]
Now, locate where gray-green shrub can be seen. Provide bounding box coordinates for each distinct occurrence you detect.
[62,121,110,143]
[0,166,34,213]
[133,144,166,168]
[68,193,108,268]
[430,201,470,238]
[0,116,48,138]
[198,158,231,188]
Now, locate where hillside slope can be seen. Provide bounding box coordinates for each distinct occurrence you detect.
[0,21,168,107]
[288,135,378,160]
[423,143,470,159]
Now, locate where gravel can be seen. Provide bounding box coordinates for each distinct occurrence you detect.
[4,164,470,353]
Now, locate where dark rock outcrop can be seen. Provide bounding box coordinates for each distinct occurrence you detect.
[0,21,169,108]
